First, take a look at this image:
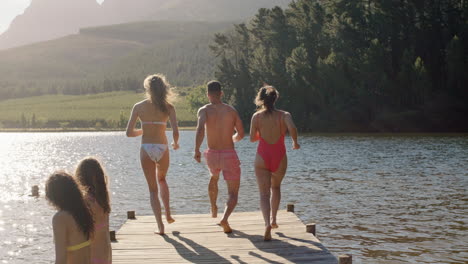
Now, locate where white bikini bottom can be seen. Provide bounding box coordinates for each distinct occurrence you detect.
[141,144,168,162]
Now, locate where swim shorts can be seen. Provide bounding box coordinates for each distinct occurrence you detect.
[204,149,241,181]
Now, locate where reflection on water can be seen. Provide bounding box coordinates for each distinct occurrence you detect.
[0,132,467,263]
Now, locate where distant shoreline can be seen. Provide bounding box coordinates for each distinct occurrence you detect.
[0,127,197,132]
[0,128,466,136]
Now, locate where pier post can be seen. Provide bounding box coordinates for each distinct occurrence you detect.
[306,223,316,236]
[31,185,39,197]
[338,254,352,264]
[110,231,116,242]
[127,211,136,219]
[287,204,295,212]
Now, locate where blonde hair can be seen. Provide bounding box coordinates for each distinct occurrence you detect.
[144,74,173,113]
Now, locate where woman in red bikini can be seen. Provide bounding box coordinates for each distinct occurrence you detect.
[250,86,300,241]
[75,157,112,264]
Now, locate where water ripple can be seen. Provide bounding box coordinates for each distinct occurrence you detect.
[0,132,466,263]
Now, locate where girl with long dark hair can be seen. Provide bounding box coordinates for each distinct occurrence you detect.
[46,171,94,263]
[75,157,112,264]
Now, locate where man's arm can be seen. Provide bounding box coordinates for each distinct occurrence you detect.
[232,111,245,143]
[168,105,179,150]
[284,112,300,149]
[125,104,143,137]
[249,113,260,142]
[194,107,207,163]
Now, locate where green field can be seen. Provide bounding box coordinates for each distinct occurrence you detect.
[0,91,197,128]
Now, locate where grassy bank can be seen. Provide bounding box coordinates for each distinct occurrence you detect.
[0,91,197,129]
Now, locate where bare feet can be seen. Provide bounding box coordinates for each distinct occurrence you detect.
[219,220,232,233]
[264,226,272,241]
[211,206,218,218]
[271,223,279,229]
[154,224,165,235]
[167,216,175,224]
[154,230,165,235]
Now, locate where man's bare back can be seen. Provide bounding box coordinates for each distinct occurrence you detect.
[201,103,242,150]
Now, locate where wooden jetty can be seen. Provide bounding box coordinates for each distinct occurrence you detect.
[112,205,351,263]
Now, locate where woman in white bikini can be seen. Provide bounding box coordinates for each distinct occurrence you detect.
[126,74,180,235]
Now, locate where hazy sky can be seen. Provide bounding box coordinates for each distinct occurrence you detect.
[0,0,105,34]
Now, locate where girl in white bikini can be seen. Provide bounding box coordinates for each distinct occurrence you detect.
[126,74,180,235]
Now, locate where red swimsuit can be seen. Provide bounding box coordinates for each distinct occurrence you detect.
[257,112,286,172]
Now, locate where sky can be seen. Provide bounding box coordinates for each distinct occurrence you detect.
[0,0,105,34]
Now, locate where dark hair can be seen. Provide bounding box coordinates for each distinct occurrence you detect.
[45,172,94,239]
[75,157,111,214]
[255,86,279,113]
[207,80,222,95]
[144,74,173,113]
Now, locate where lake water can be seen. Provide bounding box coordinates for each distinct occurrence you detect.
[0,132,466,264]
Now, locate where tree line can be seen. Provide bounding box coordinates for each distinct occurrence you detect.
[209,0,468,132]
[0,78,142,101]
[1,111,130,130]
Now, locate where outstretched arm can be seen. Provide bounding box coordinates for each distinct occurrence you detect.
[194,107,207,163]
[249,113,260,142]
[52,213,67,264]
[284,112,300,149]
[168,105,179,150]
[126,105,143,137]
[232,111,245,143]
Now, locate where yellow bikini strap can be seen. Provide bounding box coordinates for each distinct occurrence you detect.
[66,240,90,252]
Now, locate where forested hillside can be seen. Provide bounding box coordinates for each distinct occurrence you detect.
[0,21,232,100]
[1,1,466,132]
[210,0,468,132]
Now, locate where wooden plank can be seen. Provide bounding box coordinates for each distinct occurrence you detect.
[113,210,338,264]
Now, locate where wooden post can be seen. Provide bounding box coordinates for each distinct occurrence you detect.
[31,185,39,197]
[338,254,352,264]
[306,223,316,236]
[110,231,116,242]
[127,211,136,219]
[287,204,295,212]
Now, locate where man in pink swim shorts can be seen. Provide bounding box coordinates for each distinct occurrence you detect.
[194,80,244,233]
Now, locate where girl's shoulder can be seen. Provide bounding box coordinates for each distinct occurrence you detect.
[253,109,267,117]
[53,210,72,225]
[166,103,175,111]
[276,109,291,118]
[134,99,150,108]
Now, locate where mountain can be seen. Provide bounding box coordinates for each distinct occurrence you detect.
[0,0,104,50]
[0,0,291,50]
[145,0,291,21]
[99,0,172,24]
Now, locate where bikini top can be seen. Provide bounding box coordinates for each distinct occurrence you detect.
[141,121,166,125]
[67,240,90,252]
[86,195,109,232]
